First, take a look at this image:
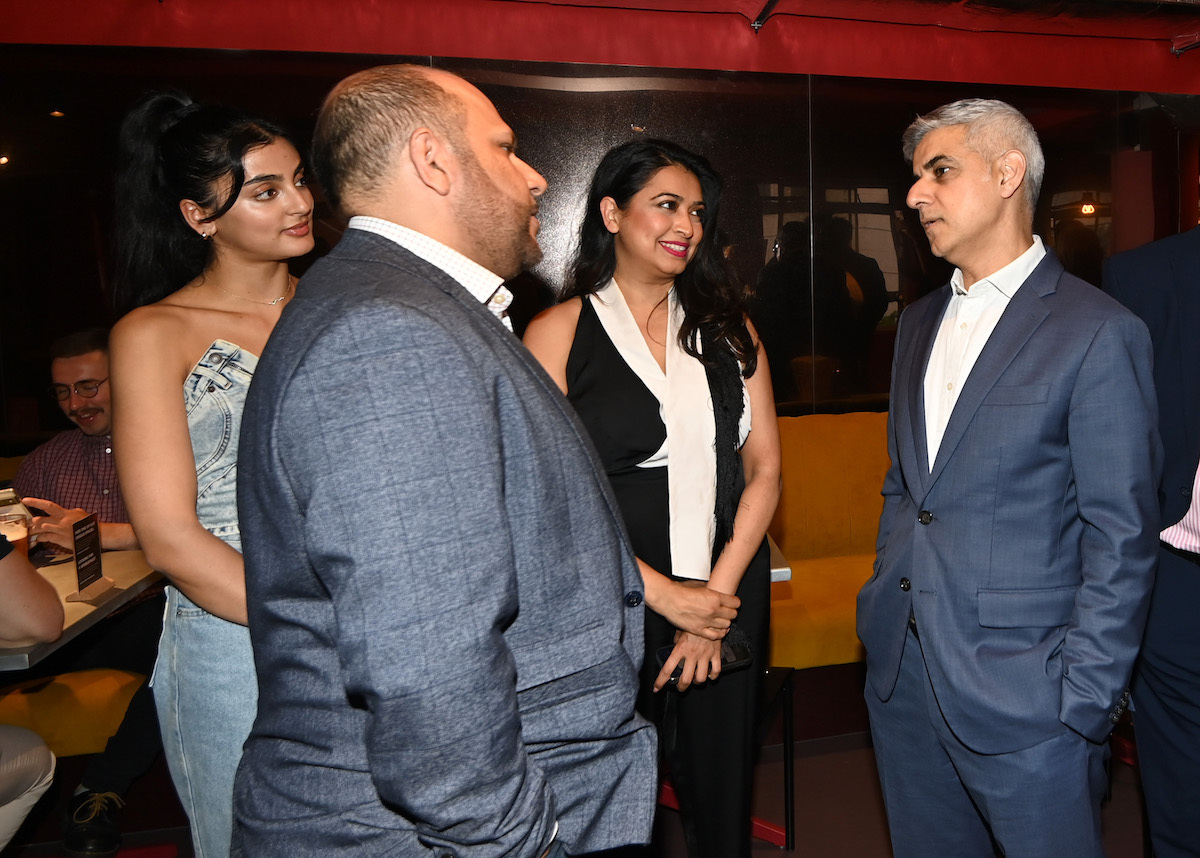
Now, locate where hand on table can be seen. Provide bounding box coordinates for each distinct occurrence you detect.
[23,497,87,551]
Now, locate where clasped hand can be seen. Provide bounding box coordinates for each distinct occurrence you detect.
[654,631,723,692]
[652,580,739,692]
[659,579,739,639]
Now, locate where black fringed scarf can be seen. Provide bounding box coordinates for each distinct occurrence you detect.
[701,326,746,559]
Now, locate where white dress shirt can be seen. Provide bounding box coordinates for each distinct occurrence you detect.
[924,236,1046,469]
[348,216,514,329]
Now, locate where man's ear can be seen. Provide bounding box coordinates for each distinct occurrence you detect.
[996,149,1028,201]
[600,196,622,235]
[409,128,453,197]
[179,200,213,239]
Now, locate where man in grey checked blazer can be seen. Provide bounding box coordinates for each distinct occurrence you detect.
[232,65,656,857]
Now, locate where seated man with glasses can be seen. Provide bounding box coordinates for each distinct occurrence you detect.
[11,328,163,858]
[16,328,136,552]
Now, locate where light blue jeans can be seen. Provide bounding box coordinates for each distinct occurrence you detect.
[154,586,256,858]
[153,340,259,857]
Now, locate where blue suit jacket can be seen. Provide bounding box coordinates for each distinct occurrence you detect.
[857,250,1161,754]
[1104,227,1200,530]
[232,230,656,856]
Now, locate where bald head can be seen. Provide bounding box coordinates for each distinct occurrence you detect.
[312,65,469,216]
[312,63,547,279]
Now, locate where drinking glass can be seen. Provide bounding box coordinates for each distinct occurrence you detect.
[0,511,32,558]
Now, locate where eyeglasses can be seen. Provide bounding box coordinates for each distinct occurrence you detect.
[49,378,108,402]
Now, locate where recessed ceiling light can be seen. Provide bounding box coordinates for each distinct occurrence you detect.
[0,156,9,165]
[50,110,65,118]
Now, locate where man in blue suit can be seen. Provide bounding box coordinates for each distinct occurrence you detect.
[857,99,1161,857]
[232,65,656,857]
[1105,226,1200,858]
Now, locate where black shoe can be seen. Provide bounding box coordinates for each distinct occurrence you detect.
[64,790,124,857]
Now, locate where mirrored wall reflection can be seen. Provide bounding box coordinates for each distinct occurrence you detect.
[797,78,1137,416]
[454,62,813,382]
[0,45,1187,449]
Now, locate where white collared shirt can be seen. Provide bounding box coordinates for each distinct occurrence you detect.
[923,235,1046,469]
[348,216,514,329]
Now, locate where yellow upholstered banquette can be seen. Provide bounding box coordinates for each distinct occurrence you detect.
[768,411,890,670]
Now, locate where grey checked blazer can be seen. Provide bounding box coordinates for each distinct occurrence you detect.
[232,230,656,857]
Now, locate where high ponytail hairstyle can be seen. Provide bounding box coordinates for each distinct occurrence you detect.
[562,138,757,377]
[112,92,285,315]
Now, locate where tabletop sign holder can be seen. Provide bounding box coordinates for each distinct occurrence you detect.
[65,514,114,602]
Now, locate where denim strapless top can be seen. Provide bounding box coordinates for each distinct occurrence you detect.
[183,339,257,552]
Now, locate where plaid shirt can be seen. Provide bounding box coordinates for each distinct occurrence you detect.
[15,430,129,522]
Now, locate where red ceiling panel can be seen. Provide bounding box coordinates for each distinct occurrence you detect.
[3,0,1199,92]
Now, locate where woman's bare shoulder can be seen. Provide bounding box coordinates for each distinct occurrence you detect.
[111,289,222,375]
[524,296,584,344]
[112,301,189,348]
[523,297,585,389]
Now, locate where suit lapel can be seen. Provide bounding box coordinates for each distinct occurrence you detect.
[902,289,948,496]
[925,258,1056,489]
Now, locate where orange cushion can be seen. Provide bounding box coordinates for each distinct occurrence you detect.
[769,556,874,669]
[0,668,143,757]
[768,411,889,561]
[766,411,889,670]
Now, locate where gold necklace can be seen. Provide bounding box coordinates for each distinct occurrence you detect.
[210,277,294,306]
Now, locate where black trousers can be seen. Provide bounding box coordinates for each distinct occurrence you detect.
[8,592,164,796]
[636,539,770,858]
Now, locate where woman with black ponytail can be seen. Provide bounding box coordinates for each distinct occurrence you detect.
[524,139,781,858]
[109,92,313,857]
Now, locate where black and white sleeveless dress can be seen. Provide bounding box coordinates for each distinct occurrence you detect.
[565,292,769,858]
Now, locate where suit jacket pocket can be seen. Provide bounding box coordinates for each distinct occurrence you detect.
[980,383,1050,406]
[512,620,607,692]
[977,585,1076,628]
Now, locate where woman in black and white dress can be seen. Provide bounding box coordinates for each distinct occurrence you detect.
[525,138,781,858]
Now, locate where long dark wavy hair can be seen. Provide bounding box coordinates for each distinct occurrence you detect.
[563,138,757,376]
[112,92,287,315]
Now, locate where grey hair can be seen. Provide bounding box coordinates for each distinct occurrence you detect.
[902,98,1044,211]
